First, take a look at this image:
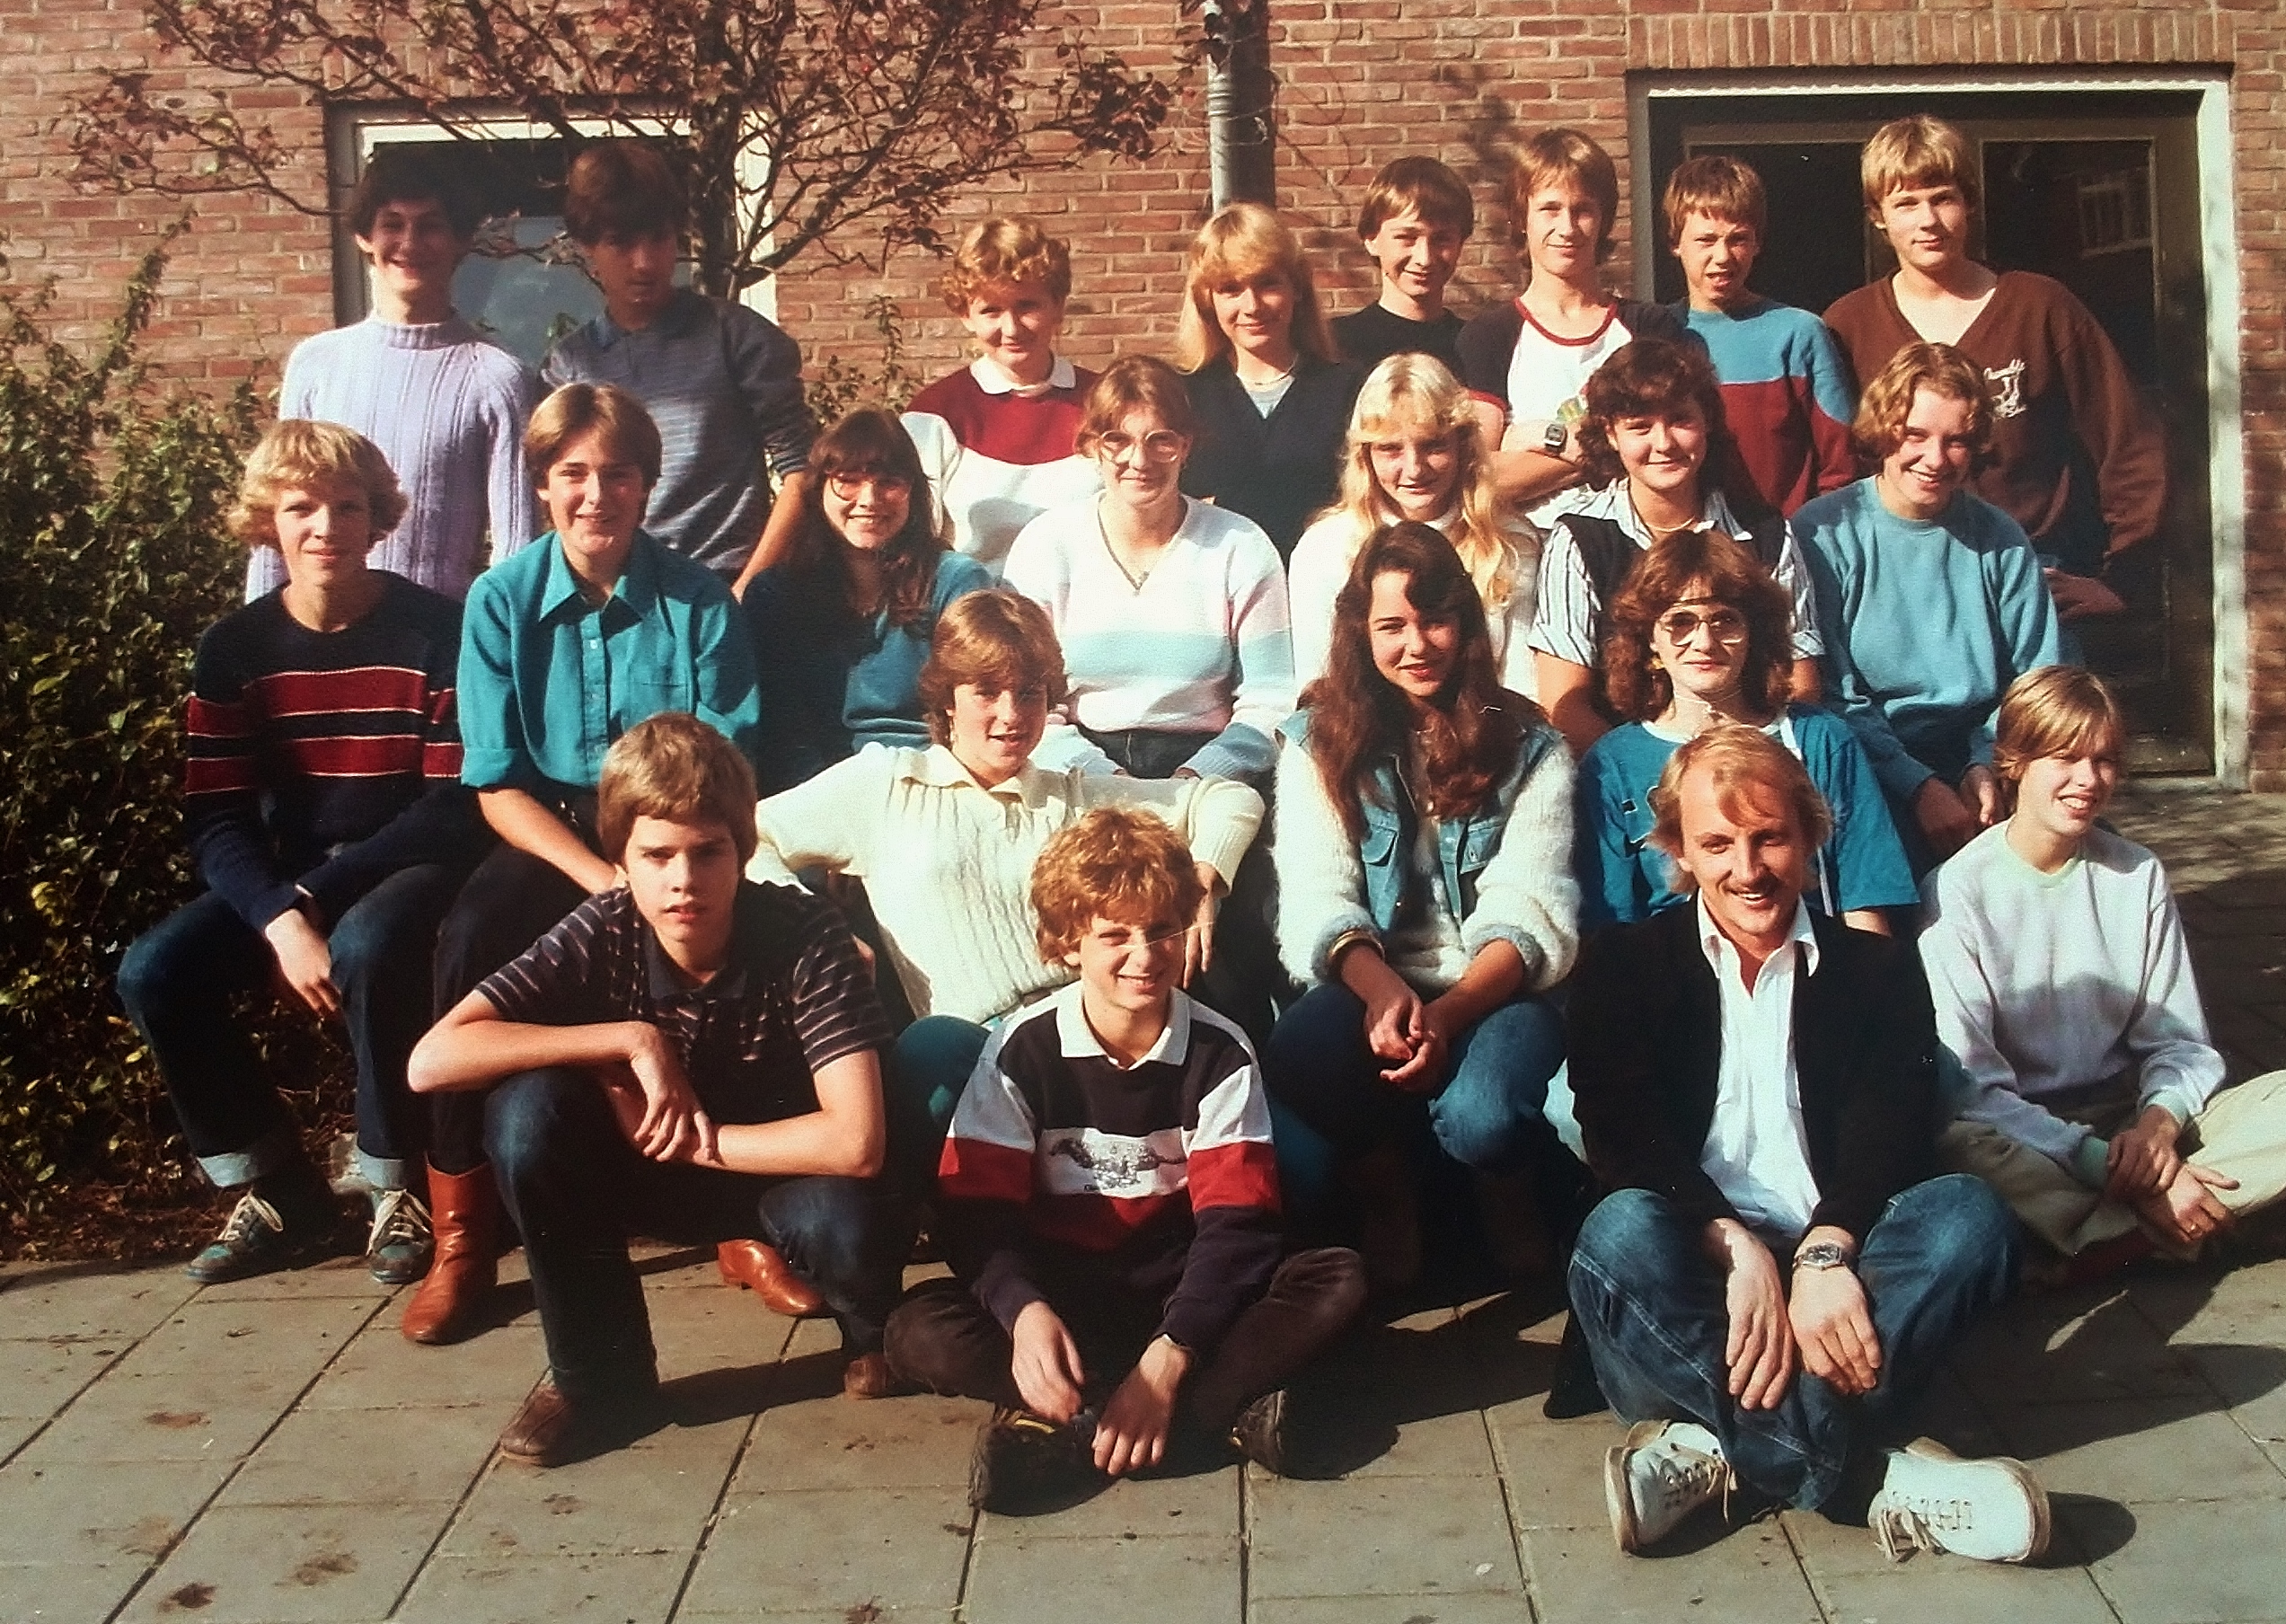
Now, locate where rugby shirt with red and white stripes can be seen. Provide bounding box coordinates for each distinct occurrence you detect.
[183,572,477,931]
[936,982,1284,1356]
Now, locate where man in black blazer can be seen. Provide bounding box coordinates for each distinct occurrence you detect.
[1565,726,2043,1564]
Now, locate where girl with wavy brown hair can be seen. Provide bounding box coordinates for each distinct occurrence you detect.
[1575,529,1912,936]
[1265,522,1584,1293]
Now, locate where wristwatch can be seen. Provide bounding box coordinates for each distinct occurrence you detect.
[1794,1240,1853,1272]
[1540,419,1569,455]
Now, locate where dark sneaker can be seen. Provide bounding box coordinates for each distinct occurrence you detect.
[185,1189,331,1284]
[969,1407,1096,1514]
[1228,1388,1289,1476]
[365,1188,435,1285]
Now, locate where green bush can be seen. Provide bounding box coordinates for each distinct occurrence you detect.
[0,228,263,1218]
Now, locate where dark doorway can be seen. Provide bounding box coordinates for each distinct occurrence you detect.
[1644,89,2213,773]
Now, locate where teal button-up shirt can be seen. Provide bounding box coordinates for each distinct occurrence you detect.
[457,527,761,798]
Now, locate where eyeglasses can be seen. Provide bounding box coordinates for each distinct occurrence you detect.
[1091,430,1188,464]
[825,471,912,501]
[1654,607,1748,644]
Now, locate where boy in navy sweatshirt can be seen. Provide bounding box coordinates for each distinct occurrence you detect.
[885,808,1364,1511]
[119,420,483,1285]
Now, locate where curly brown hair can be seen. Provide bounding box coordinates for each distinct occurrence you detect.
[1307,522,1537,842]
[1030,806,1205,964]
[1599,531,1794,723]
[787,406,949,630]
[1575,338,1761,514]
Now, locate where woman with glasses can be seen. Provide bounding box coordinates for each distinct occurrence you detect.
[1575,529,1912,935]
[743,408,992,795]
[1002,356,1296,789]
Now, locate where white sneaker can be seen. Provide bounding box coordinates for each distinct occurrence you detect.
[1604,1420,1730,1552]
[1867,1439,2050,1564]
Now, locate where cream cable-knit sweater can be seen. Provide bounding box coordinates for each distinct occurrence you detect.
[748,744,1264,1025]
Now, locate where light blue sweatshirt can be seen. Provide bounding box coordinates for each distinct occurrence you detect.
[1796,478,2062,800]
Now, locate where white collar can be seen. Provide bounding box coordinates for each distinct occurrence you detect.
[970,354,1078,396]
[1051,978,1191,1064]
[1580,482,1742,549]
[1694,894,1819,984]
[902,742,1045,803]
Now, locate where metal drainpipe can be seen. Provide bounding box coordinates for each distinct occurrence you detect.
[1201,0,1275,209]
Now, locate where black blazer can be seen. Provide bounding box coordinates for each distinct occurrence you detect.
[1180,354,1366,559]
[1566,901,1941,1243]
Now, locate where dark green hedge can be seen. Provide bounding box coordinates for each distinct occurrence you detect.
[0,230,265,1217]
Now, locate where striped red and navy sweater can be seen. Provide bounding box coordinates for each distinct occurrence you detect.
[183,571,481,931]
[936,982,1283,1357]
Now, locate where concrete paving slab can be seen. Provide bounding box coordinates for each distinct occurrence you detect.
[0,1562,147,1624]
[676,1487,972,1616]
[645,1280,803,1374]
[220,1403,500,1506]
[1249,1595,1539,1624]
[13,1366,309,1467]
[0,1267,198,1344]
[2073,1496,2286,1622]
[1993,1395,2286,1501]
[118,1500,443,1623]
[1246,1475,1523,1600]
[984,1461,1240,1541]
[963,1528,1239,1624]
[393,1549,691,1624]
[1521,1520,1819,1624]
[737,1391,984,1493]
[112,1294,381,1376]
[190,1258,399,1303]
[296,1320,546,1411]
[1781,1504,2124,1620]
[0,1456,232,1565]
[0,1337,128,1419]
[1955,1285,2211,1407]
[440,1434,737,1559]
[1483,1406,1624,1531]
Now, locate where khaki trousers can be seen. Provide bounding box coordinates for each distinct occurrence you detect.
[1938,1071,2286,1257]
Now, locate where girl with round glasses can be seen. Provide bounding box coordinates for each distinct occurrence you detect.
[1575,529,1913,934]
[742,408,991,794]
[1289,353,1538,696]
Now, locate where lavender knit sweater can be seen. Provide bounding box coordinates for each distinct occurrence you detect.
[248,317,541,601]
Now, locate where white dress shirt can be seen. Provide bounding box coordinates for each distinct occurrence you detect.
[1696,896,1823,1239]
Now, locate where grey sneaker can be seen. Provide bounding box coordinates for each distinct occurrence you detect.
[1604,1419,1730,1553]
[186,1190,329,1284]
[1868,1440,2050,1564]
[365,1188,436,1285]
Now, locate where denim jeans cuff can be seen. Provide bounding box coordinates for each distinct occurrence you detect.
[197,1124,303,1189]
[354,1148,407,1193]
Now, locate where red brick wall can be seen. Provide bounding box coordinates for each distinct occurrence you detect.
[6,0,2282,782]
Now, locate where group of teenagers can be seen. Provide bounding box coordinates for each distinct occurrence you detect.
[114,108,2286,1566]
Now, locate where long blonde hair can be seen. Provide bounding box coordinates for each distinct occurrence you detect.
[1322,353,1525,620]
[1174,202,1336,373]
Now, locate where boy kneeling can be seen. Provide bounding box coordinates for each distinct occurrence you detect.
[887,809,1364,1510]
[410,713,900,1465]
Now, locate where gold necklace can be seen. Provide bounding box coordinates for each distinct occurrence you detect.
[1629,491,1699,542]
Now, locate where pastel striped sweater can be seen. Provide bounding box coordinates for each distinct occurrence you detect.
[747,744,1264,1025]
[1002,496,1297,782]
[251,317,540,600]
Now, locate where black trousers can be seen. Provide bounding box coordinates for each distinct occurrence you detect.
[884,1246,1364,1433]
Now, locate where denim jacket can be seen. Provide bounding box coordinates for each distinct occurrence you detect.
[1274,710,1574,990]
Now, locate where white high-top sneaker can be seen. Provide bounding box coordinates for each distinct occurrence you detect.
[1867,1439,2051,1564]
[1603,1419,1731,1553]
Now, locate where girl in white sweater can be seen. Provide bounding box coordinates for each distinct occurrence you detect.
[1921,666,2286,1274]
[747,590,1264,1183]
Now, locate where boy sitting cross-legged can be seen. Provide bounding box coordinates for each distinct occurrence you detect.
[886,808,1365,1512]
[408,712,904,1467]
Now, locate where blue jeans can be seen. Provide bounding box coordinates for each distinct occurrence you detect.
[487,1068,903,1400]
[116,865,462,1190]
[1567,1176,2019,1511]
[1263,982,1568,1174]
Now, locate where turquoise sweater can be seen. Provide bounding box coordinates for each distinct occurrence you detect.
[1795,479,2061,800]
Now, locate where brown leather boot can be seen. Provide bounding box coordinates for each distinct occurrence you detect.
[401,1162,499,1345]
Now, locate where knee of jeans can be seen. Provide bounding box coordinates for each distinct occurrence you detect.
[1911,1172,2020,1284]
[1574,1187,1673,1275]
[484,1070,592,1184]
[1426,1088,1531,1170]
[114,930,171,1022]
[772,1178,882,1284]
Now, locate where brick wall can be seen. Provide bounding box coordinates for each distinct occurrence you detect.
[5,0,2282,782]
